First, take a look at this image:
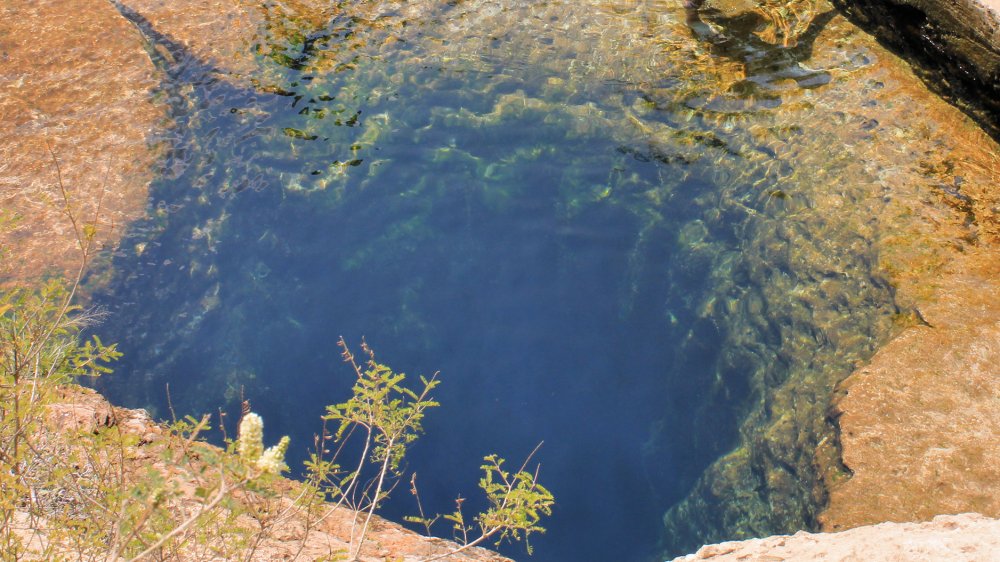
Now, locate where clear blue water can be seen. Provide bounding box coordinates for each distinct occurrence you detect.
[91,2,898,560]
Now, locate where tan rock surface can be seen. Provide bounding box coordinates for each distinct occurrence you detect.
[672,513,1000,561]
[114,0,260,77]
[818,83,1000,531]
[812,3,1000,530]
[0,0,164,281]
[821,251,1000,530]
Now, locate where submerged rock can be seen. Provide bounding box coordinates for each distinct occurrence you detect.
[0,0,164,281]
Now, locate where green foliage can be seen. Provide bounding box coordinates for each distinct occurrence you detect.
[0,279,551,560]
[0,278,288,561]
[434,449,554,558]
[475,454,554,553]
[0,279,121,559]
[324,337,439,474]
[302,338,555,560]
[304,337,440,558]
[0,280,120,387]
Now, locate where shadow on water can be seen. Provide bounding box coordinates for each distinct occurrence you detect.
[89,2,896,561]
[683,0,837,110]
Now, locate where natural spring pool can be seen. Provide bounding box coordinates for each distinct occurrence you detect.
[86,0,958,559]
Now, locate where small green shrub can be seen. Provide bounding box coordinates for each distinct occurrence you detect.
[2,152,553,560]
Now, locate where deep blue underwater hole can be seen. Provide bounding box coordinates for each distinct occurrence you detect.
[88,2,897,560]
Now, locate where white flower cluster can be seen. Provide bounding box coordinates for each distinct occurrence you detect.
[238,413,264,460]
[237,412,289,475]
[257,436,290,474]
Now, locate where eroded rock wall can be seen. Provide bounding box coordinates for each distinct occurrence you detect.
[832,0,1000,139]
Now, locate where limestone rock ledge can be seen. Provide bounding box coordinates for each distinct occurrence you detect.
[672,513,1000,561]
[832,0,1000,139]
[821,252,1000,531]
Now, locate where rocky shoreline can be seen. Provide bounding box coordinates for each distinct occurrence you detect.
[832,0,1000,140]
[672,0,1000,557]
[2,0,999,560]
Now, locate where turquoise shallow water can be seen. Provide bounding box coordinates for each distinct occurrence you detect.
[91,1,902,559]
